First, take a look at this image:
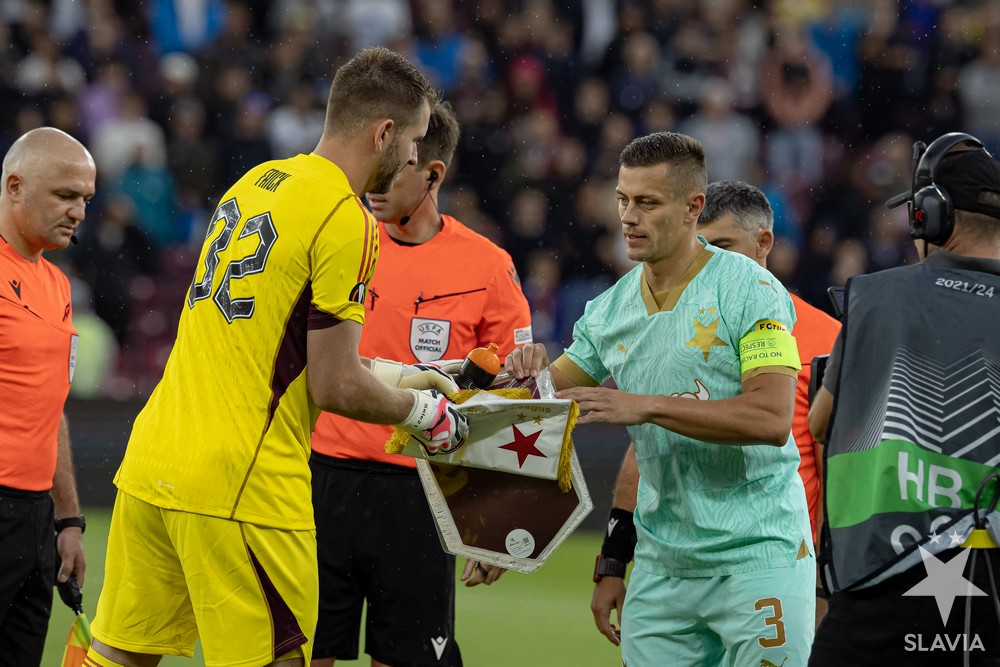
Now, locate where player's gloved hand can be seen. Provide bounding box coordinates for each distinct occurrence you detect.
[371,358,459,395]
[433,358,464,375]
[399,388,469,455]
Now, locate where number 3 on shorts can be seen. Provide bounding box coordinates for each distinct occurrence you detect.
[754,597,786,648]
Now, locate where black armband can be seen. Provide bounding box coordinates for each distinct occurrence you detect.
[600,507,637,563]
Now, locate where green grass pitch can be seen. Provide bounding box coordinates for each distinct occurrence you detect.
[42,508,623,666]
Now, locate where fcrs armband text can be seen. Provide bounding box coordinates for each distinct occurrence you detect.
[739,320,801,375]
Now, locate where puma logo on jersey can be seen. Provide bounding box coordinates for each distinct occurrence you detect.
[760,658,787,667]
[431,636,449,660]
[607,517,619,537]
[758,279,778,294]
[616,343,627,355]
[671,379,709,401]
[8,279,20,299]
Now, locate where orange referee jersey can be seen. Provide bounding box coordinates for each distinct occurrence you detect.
[0,238,76,491]
[790,293,840,545]
[312,214,532,466]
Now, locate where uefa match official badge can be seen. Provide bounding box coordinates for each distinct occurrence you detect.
[410,318,450,362]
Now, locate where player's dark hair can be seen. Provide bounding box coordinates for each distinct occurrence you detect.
[324,47,437,137]
[701,180,774,235]
[417,101,460,168]
[620,132,707,195]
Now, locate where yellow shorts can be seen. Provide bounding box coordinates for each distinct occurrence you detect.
[91,491,317,667]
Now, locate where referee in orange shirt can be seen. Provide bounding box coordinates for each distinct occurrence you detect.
[590,180,840,645]
[0,128,93,667]
[310,101,532,667]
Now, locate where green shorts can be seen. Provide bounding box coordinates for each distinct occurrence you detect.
[621,556,815,667]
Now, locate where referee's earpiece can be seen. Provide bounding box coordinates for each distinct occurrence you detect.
[399,170,441,226]
[910,132,983,245]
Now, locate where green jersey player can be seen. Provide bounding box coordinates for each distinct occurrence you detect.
[507,132,814,667]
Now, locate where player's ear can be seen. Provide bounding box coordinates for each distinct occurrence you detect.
[756,229,774,262]
[373,118,395,152]
[686,192,706,224]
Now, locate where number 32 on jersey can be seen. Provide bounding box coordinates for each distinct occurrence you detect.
[188,198,278,323]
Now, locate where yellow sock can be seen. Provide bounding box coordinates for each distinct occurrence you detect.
[84,647,126,667]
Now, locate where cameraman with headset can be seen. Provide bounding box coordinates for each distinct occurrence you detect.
[808,132,1000,666]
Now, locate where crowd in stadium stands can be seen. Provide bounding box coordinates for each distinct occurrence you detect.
[2,0,998,397]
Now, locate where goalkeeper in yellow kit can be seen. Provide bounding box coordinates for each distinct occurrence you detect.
[85,49,464,667]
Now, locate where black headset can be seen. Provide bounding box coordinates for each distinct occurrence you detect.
[909,132,984,245]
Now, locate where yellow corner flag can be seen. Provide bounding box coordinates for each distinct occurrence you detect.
[61,611,92,667]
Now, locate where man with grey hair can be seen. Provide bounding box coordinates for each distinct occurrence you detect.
[0,127,93,667]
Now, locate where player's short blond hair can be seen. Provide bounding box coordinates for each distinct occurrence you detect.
[324,47,438,137]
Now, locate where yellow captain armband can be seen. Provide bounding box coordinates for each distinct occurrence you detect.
[739,320,801,374]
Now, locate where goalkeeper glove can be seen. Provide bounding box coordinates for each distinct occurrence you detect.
[399,388,469,455]
[370,358,459,394]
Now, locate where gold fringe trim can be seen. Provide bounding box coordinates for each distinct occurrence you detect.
[557,400,579,493]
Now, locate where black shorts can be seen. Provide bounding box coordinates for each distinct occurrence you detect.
[311,454,462,666]
[0,486,55,667]
[810,548,1000,667]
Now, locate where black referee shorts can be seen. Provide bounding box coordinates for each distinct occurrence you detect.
[0,486,55,667]
[810,548,1000,667]
[311,454,462,667]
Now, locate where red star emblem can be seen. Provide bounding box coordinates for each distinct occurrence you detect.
[499,424,546,468]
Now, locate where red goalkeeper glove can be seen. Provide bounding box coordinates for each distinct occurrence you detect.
[399,388,469,455]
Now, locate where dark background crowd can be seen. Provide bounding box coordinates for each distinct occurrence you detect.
[3,0,997,398]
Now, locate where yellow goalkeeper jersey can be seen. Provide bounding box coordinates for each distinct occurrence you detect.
[115,153,378,529]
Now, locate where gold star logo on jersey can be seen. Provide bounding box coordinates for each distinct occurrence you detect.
[685,317,729,361]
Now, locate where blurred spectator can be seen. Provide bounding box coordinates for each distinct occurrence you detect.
[149,52,200,131]
[957,28,1000,155]
[855,0,926,141]
[115,145,179,246]
[77,59,129,139]
[609,31,663,124]
[74,196,160,346]
[15,31,85,96]
[342,0,412,52]
[413,0,470,92]
[553,179,619,346]
[679,77,760,183]
[166,98,218,208]
[148,0,225,55]
[266,79,324,158]
[218,92,273,186]
[760,26,834,193]
[91,91,167,183]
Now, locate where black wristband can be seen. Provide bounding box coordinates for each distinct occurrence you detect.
[600,507,637,563]
[593,554,628,582]
[54,515,86,534]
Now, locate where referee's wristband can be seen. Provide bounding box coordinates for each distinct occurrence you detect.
[600,507,637,563]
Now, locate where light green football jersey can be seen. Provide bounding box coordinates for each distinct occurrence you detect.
[561,242,811,577]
